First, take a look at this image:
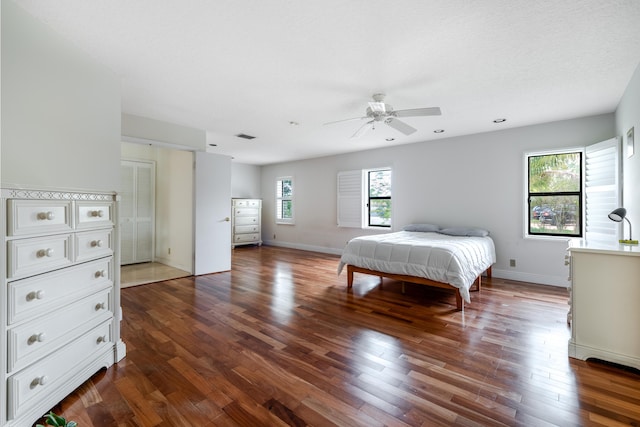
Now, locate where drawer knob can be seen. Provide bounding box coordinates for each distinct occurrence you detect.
[95,270,107,278]
[30,375,48,388]
[90,210,104,217]
[95,302,107,311]
[91,239,104,248]
[36,248,54,258]
[27,290,46,301]
[97,335,108,344]
[28,332,46,344]
[37,211,55,221]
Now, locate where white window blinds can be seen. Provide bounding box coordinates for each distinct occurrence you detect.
[585,137,621,242]
[337,170,362,228]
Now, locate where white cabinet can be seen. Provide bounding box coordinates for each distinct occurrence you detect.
[567,239,640,370]
[231,199,262,248]
[0,188,126,427]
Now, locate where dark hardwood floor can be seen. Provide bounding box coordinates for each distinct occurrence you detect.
[37,246,640,426]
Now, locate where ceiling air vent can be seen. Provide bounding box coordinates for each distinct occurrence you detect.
[235,133,256,140]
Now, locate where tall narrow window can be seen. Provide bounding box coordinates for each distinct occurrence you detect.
[276,176,294,224]
[366,168,391,227]
[527,151,582,237]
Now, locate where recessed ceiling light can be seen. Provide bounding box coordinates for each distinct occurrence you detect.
[289,121,299,126]
[235,133,256,140]
[434,129,445,133]
[208,143,217,147]
[493,118,507,123]
[385,138,395,142]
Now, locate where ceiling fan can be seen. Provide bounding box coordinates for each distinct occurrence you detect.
[325,93,441,138]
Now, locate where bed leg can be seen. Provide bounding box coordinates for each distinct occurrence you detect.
[347,266,354,289]
[455,292,463,311]
[486,266,492,278]
[473,276,482,292]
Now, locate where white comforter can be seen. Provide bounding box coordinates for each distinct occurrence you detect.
[338,231,496,303]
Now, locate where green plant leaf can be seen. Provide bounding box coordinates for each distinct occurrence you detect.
[67,422,78,427]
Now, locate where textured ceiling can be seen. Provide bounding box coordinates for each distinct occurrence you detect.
[13,0,640,165]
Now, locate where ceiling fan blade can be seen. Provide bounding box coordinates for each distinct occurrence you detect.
[385,117,417,135]
[394,107,441,117]
[323,116,368,126]
[351,120,374,138]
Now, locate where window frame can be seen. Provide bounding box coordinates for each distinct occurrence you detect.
[275,176,294,225]
[525,148,584,239]
[365,168,392,228]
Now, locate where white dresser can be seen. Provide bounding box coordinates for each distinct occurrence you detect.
[567,239,640,370]
[231,199,262,248]
[0,188,126,427]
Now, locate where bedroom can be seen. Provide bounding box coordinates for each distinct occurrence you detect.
[2,0,640,426]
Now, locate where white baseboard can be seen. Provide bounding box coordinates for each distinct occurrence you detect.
[152,256,192,274]
[491,268,569,288]
[263,240,569,288]
[262,239,343,256]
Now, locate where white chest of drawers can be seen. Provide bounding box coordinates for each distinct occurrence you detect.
[0,188,126,427]
[567,239,640,370]
[231,199,262,248]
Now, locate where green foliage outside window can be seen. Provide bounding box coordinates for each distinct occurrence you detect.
[528,152,582,236]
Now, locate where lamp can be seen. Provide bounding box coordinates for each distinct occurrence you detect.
[608,207,639,245]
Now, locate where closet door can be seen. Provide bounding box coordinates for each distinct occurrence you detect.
[120,160,155,265]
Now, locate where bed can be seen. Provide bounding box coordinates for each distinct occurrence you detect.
[337,224,496,310]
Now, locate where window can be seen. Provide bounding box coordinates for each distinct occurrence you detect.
[337,167,392,228]
[527,150,583,237]
[276,176,294,224]
[366,168,391,227]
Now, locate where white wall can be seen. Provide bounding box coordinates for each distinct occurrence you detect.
[1,1,120,191]
[122,113,206,151]
[615,62,640,240]
[261,113,615,286]
[155,148,194,272]
[232,162,261,198]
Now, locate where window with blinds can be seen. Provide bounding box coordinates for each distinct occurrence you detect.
[276,176,294,224]
[525,137,620,239]
[337,168,392,228]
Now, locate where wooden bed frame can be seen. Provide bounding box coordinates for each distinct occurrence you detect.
[346,265,492,310]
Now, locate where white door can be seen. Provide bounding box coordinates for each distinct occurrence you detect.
[120,160,155,265]
[194,152,232,275]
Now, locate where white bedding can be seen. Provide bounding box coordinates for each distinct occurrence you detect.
[338,231,496,303]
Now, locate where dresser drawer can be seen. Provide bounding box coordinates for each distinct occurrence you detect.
[7,320,112,420]
[75,201,114,229]
[234,224,259,234]
[7,289,112,372]
[7,258,113,325]
[233,199,261,208]
[75,228,113,262]
[234,216,259,226]
[6,200,73,237]
[234,207,259,217]
[7,234,73,279]
[234,233,261,243]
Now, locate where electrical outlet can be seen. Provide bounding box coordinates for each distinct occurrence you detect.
[509,259,516,267]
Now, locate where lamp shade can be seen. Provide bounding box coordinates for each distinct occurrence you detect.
[608,207,627,222]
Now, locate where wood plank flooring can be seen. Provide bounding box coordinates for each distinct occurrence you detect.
[36,246,640,426]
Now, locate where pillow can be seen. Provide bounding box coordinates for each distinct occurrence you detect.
[438,227,489,237]
[402,223,440,232]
